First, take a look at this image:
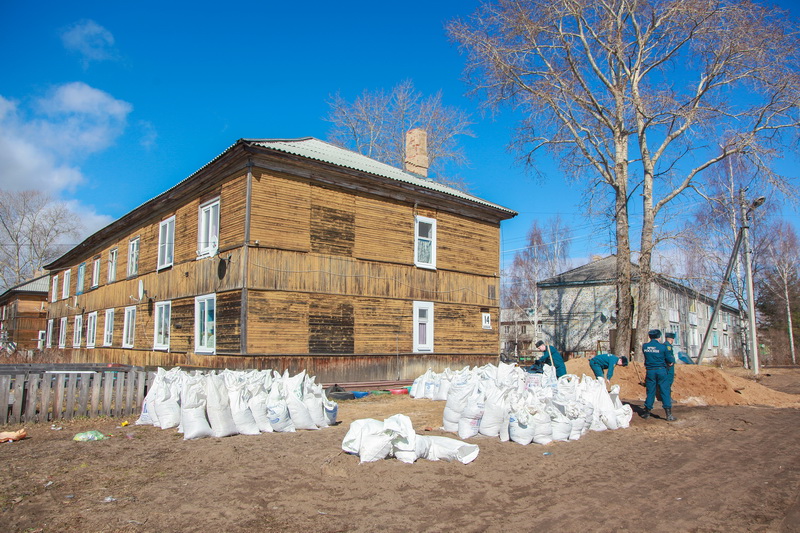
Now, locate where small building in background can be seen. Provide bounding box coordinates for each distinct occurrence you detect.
[0,273,50,353]
[43,134,516,381]
[537,255,743,362]
[499,307,540,362]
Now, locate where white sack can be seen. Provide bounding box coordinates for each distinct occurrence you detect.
[205,374,238,438]
[421,435,480,464]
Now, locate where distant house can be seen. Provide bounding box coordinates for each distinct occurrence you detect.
[499,308,539,361]
[537,255,743,361]
[0,273,50,353]
[44,131,516,381]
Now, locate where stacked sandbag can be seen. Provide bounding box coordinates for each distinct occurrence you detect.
[342,414,479,464]
[135,367,338,440]
[410,361,633,446]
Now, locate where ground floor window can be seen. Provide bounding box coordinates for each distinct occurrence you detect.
[195,294,216,354]
[154,301,171,350]
[73,315,83,348]
[58,317,67,348]
[123,306,136,348]
[46,319,53,348]
[413,301,434,353]
[104,309,114,346]
[86,311,97,348]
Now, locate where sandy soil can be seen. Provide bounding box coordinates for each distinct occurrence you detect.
[2,363,800,533]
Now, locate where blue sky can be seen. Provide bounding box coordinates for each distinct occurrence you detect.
[2,0,798,274]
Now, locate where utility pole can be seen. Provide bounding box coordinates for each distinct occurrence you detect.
[740,190,764,377]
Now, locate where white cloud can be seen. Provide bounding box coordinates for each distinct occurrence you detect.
[0,83,132,193]
[32,82,133,157]
[60,20,118,68]
[138,120,158,150]
[62,199,115,240]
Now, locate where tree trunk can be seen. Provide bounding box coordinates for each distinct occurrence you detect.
[784,281,796,365]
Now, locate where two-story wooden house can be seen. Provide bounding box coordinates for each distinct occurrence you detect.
[44,132,516,381]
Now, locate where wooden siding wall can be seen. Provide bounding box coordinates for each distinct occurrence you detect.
[247,248,496,306]
[246,291,497,356]
[249,170,500,278]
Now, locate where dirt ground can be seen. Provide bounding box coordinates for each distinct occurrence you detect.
[2,362,800,533]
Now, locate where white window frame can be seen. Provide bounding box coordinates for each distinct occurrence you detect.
[413,301,434,353]
[58,317,67,348]
[127,237,140,277]
[103,309,114,346]
[62,269,71,299]
[158,216,176,270]
[76,263,85,295]
[153,301,171,351]
[195,293,216,354]
[46,319,54,348]
[73,315,83,348]
[108,248,118,283]
[52,275,59,302]
[122,306,136,348]
[86,311,97,348]
[198,198,220,258]
[414,215,437,269]
[92,257,101,288]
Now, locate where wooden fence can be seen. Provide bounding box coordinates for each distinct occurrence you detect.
[1,370,152,426]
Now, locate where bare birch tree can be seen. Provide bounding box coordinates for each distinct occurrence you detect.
[505,216,572,352]
[0,190,82,290]
[449,0,800,355]
[326,80,474,188]
[761,221,800,364]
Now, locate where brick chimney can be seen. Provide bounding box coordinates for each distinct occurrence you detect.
[404,128,429,177]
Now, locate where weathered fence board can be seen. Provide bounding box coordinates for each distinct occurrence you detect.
[25,375,39,423]
[1,370,151,426]
[0,375,10,425]
[53,374,65,421]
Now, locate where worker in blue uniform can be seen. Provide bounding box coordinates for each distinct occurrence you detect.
[588,353,628,381]
[641,329,676,421]
[534,340,567,378]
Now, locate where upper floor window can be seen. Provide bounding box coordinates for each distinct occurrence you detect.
[414,215,437,269]
[76,263,86,295]
[198,198,220,258]
[127,237,140,277]
[153,301,171,350]
[108,249,118,283]
[158,216,175,269]
[62,270,71,299]
[92,257,101,288]
[51,275,59,302]
[413,301,434,353]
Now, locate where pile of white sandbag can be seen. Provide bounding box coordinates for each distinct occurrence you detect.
[136,367,338,440]
[342,414,479,464]
[410,362,632,445]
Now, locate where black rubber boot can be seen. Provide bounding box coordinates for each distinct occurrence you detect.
[665,408,676,422]
[640,408,651,419]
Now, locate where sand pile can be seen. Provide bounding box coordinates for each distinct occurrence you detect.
[565,358,800,408]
